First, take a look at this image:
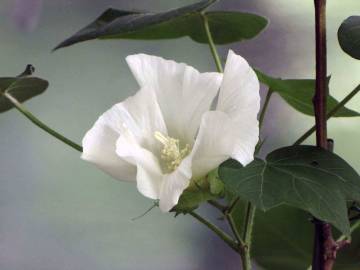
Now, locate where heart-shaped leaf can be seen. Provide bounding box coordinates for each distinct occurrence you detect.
[219,145,360,235]
[0,76,49,113]
[338,16,360,60]
[256,70,359,117]
[54,1,267,50]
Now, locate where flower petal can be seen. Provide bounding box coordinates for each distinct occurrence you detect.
[81,112,136,182]
[191,51,260,179]
[114,87,167,154]
[158,156,192,212]
[217,50,260,123]
[126,54,222,143]
[191,111,234,179]
[112,87,168,199]
[116,133,163,200]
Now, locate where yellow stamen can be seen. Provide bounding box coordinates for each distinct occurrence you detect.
[154,131,191,172]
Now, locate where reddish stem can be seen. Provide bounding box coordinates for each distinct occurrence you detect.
[312,0,333,269]
[311,1,348,269]
[313,0,328,148]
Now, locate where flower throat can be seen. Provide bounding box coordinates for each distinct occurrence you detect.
[154,131,191,172]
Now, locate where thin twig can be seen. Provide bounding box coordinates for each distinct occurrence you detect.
[201,13,223,73]
[294,84,360,145]
[188,211,239,252]
[208,200,227,213]
[259,89,273,130]
[3,92,82,152]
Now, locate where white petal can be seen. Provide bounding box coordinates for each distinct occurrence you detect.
[190,51,260,179]
[207,50,260,166]
[81,112,136,182]
[190,111,232,179]
[158,156,192,212]
[82,86,166,192]
[114,87,167,154]
[126,54,222,143]
[112,87,168,200]
[116,134,163,200]
[217,50,260,123]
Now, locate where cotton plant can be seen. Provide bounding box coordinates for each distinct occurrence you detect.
[1,1,360,270]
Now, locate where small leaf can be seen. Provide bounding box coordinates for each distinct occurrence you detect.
[208,169,225,196]
[219,145,360,235]
[338,16,360,60]
[54,1,267,50]
[17,64,35,77]
[173,177,217,214]
[0,76,49,113]
[256,70,359,117]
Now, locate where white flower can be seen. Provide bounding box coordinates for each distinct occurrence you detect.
[81,50,260,212]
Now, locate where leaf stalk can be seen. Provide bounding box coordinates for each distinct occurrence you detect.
[3,92,83,152]
[188,211,239,252]
[201,13,224,73]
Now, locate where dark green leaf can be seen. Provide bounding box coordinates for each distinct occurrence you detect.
[54,1,267,50]
[336,225,360,270]
[256,70,359,117]
[225,200,360,270]
[253,206,313,270]
[338,16,360,60]
[219,145,360,235]
[252,206,360,270]
[0,76,49,113]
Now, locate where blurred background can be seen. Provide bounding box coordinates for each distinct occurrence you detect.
[0,0,359,269]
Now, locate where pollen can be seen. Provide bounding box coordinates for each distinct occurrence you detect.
[154,131,191,172]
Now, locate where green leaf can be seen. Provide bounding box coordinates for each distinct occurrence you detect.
[219,145,360,235]
[252,206,360,270]
[54,1,267,50]
[221,196,314,269]
[225,200,360,270]
[252,206,313,270]
[256,70,359,117]
[336,226,360,270]
[338,16,360,60]
[0,76,49,113]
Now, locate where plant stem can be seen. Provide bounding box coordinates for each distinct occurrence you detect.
[241,202,256,270]
[208,200,227,213]
[188,211,239,252]
[307,219,359,270]
[313,0,328,149]
[312,1,337,269]
[226,213,245,248]
[224,198,245,249]
[201,13,223,73]
[337,219,360,242]
[3,92,83,152]
[259,89,273,130]
[293,84,360,145]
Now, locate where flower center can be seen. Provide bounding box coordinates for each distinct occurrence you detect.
[154,131,191,172]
